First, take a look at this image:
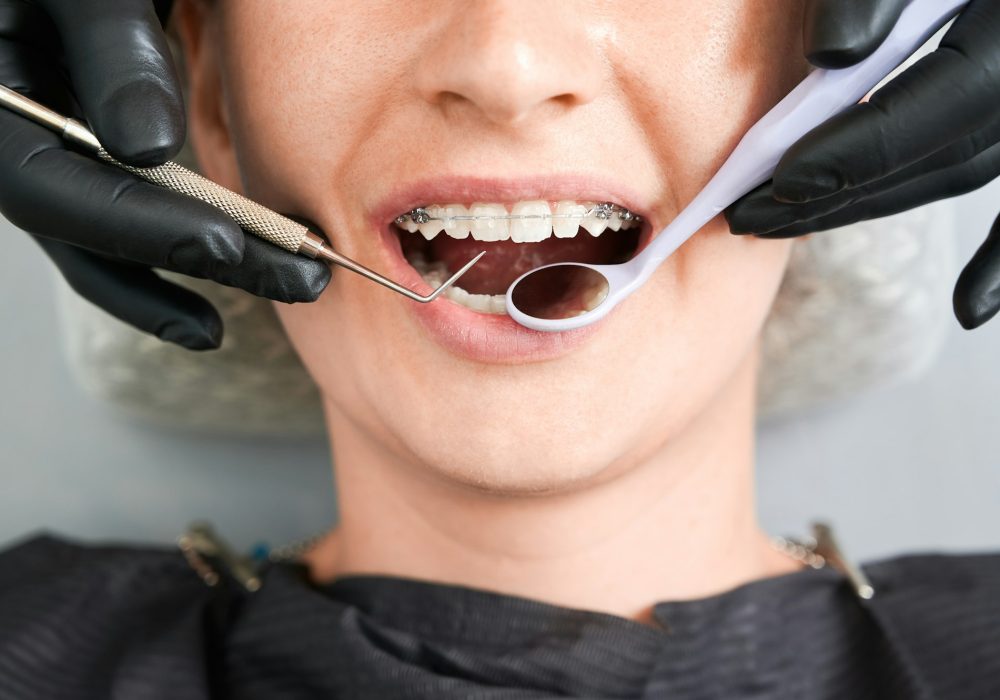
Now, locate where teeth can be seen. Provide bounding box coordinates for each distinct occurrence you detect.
[395,200,640,242]
[442,204,471,239]
[580,212,609,237]
[418,206,446,240]
[410,254,508,316]
[398,200,640,316]
[444,284,509,314]
[470,203,510,242]
[510,201,551,243]
[554,201,588,238]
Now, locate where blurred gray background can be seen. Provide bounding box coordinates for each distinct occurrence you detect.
[2,183,999,560]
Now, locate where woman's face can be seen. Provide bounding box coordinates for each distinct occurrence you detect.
[182,0,804,492]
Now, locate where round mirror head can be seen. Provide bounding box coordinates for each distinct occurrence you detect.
[508,264,611,321]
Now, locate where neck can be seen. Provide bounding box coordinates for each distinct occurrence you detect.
[303,348,799,624]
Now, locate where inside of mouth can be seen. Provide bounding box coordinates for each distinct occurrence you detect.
[392,204,642,307]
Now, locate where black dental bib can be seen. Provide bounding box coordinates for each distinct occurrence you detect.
[1,533,998,699]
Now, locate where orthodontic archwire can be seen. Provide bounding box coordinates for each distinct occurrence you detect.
[395,202,642,226]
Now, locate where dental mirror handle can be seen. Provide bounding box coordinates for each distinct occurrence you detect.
[629,0,969,287]
[0,83,482,303]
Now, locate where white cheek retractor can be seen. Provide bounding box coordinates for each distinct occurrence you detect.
[505,0,970,332]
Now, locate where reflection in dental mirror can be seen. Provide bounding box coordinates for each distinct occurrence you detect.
[508,264,610,321]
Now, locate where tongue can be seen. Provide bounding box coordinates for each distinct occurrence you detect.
[430,234,626,295]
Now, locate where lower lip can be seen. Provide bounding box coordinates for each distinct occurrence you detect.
[375,224,606,364]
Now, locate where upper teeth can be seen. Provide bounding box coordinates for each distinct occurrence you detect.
[394,201,640,242]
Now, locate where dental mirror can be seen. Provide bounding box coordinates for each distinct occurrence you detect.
[506,0,968,332]
[508,264,610,321]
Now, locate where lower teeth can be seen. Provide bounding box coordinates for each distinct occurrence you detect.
[409,254,508,315]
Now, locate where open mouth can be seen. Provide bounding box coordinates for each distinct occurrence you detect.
[391,200,644,315]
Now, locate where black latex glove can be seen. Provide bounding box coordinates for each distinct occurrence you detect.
[0,0,330,350]
[727,0,1000,330]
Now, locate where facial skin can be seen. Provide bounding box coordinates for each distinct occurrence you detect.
[178,1,807,621]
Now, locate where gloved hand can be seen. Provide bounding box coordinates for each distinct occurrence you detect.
[727,0,1000,330]
[0,0,330,350]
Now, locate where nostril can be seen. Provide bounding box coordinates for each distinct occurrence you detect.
[412,4,604,127]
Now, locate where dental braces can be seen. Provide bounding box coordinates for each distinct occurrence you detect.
[394,202,641,226]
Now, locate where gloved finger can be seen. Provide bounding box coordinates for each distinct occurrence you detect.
[750,138,1000,238]
[33,0,184,166]
[729,119,1000,234]
[954,211,1000,330]
[0,1,61,54]
[34,236,224,350]
[0,108,249,278]
[773,1,1000,204]
[210,234,331,303]
[804,0,908,69]
[0,36,75,114]
[0,89,329,304]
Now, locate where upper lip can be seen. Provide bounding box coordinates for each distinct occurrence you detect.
[371,174,655,230]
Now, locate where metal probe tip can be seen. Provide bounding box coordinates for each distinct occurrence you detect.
[426,250,487,302]
[315,247,486,303]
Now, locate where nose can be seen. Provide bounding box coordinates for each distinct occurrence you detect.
[414,1,604,127]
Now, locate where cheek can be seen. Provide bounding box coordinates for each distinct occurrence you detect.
[216,2,411,215]
[271,285,403,438]
[625,223,794,435]
[658,222,793,364]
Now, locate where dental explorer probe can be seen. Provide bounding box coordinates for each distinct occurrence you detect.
[0,84,484,303]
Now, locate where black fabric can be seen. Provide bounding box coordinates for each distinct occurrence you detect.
[0,533,998,699]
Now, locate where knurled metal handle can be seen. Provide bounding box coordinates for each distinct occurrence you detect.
[0,85,481,302]
[98,149,310,254]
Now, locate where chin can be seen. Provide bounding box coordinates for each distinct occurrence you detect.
[390,383,658,496]
[413,439,625,496]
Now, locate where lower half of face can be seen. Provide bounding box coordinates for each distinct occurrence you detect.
[276,220,791,491]
[191,0,803,492]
